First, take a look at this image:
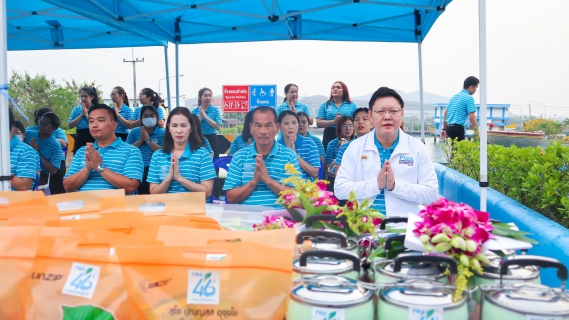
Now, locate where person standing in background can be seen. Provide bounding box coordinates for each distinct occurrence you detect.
[110,86,134,142]
[316,81,358,150]
[441,76,479,141]
[132,88,166,128]
[191,87,222,159]
[275,84,313,124]
[68,87,99,154]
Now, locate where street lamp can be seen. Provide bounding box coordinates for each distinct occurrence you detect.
[159,74,184,97]
[531,100,547,119]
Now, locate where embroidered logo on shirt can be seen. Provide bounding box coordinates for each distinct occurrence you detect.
[399,156,414,166]
[244,163,253,172]
[159,165,168,180]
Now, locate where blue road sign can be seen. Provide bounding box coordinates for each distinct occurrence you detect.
[249,85,277,110]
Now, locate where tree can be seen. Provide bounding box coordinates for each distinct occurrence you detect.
[8,70,102,130]
[563,118,569,131]
[522,118,563,136]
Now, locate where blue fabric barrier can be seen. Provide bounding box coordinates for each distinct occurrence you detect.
[434,162,569,287]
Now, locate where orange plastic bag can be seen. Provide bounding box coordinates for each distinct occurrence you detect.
[0,226,41,320]
[99,193,206,215]
[23,227,161,319]
[58,211,144,221]
[45,190,124,215]
[0,191,46,209]
[0,205,60,226]
[48,215,222,231]
[116,238,295,320]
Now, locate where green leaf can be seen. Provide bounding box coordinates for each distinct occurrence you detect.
[329,311,337,319]
[85,268,92,275]
[320,221,347,235]
[204,273,211,280]
[426,309,434,319]
[61,305,115,320]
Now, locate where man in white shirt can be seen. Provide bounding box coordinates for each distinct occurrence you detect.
[334,87,439,217]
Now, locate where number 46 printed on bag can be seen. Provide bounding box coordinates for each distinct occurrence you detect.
[62,262,101,299]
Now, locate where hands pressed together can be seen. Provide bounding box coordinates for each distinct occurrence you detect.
[377,159,395,191]
[85,143,103,171]
[252,154,270,185]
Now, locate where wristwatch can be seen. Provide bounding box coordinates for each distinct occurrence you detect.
[97,163,107,173]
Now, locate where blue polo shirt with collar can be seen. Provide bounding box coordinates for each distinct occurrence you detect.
[325,138,342,165]
[64,138,143,192]
[133,106,166,121]
[10,136,39,190]
[191,105,222,135]
[147,144,216,194]
[445,89,476,126]
[275,102,312,117]
[277,134,320,180]
[228,135,254,156]
[68,105,90,129]
[25,125,68,159]
[25,131,62,174]
[316,101,358,128]
[305,132,325,160]
[126,127,166,167]
[371,132,400,213]
[112,105,134,134]
[223,141,301,208]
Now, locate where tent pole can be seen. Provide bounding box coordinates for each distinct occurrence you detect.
[164,45,172,112]
[479,0,488,211]
[0,0,11,191]
[175,42,179,108]
[418,40,425,143]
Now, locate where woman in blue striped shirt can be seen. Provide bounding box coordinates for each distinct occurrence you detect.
[127,105,165,194]
[68,86,99,154]
[297,111,325,166]
[110,86,134,141]
[147,107,216,195]
[277,110,320,180]
[191,87,222,159]
[316,81,358,151]
[325,115,354,177]
[228,111,254,156]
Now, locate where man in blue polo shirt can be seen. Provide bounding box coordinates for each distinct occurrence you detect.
[63,104,143,194]
[441,76,480,141]
[223,107,301,207]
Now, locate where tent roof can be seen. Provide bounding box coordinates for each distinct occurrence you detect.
[36,0,450,46]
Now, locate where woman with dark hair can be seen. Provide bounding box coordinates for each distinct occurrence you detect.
[190,114,214,158]
[147,107,216,195]
[26,112,63,193]
[11,120,26,142]
[126,105,165,194]
[191,87,222,158]
[228,110,254,156]
[316,81,358,150]
[132,88,166,128]
[10,111,40,191]
[277,110,320,180]
[325,115,354,178]
[297,111,325,166]
[275,84,313,124]
[68,87,99,153]
[110,86,134,141]
[26,108,68,150]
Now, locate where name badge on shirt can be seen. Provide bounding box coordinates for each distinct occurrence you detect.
[399,156,414,166]
[361,155,368,162]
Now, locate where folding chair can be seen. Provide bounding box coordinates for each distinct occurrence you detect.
[210,156,232,204]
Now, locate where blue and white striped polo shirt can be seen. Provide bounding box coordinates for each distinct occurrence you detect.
[10,136,39,190]
[275,102,312,117]
[202,137,214,156]
[133,106,166,121]
[445,89,476,126]
[371,132,400,213]
[64,138,143,192]
[126,127,166,167]
[305,132,325,159]
[112,105,134,134]
[25,131,62,174]
[325,138,342,165]
[228,135,253,156]
[191,106,222,135]
[335,140,353,165]
[26,125,68,159]
[223,141,301,208]
[316,101,358,128]
[277,134,320,180]
[146,144,216,194]
[68,105,90,129]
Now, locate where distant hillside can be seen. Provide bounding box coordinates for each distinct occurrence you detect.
[352,90,450,105]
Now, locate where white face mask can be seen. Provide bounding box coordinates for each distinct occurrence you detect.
[15,134,24,142]
[142,118,157,128]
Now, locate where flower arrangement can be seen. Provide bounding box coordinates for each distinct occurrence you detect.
[252,216,296,231]
[322,191,385,237]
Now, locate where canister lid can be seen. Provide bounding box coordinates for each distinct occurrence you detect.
[480,254,540,280]
[291,275,373,308]
[380,279,465,309]
[485,283,569,315]
[293,255,354,274]
[379,260,446,278]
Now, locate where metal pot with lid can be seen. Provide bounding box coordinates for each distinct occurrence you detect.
[475,251,540,286]
[293,244,361,280]
[375,252,456,285]
[303,215,359,254]
[482,256,569,320]
[287,250,375,320]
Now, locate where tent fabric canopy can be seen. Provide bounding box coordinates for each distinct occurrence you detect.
[33,0,449,47]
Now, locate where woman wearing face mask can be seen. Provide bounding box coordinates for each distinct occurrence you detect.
[333,108,374,174]
[191,88,222,158]
[126,105,165,194]
[9,111,40,191]
[147,107,216,195]
[277,110,320,180]
[275,84,313,124]
[110,86,134,141]
[325,116,355,179]
[26,112,63,193]
[316,81,358,151]
[228,111,254,156]
[297,112,325,167]
[68,87,99,154]
[11,121,26,143]
[132,88,166,128]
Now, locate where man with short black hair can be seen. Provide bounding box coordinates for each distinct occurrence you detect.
[441,76,480,141]
[223,106,301,207]
[63,104,143,193]
[335,87,439,217]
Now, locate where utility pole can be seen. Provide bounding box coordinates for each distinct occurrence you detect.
[528,100,531,121]
[123,57,144,107]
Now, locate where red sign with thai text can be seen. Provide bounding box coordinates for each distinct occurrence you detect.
[222,85,249,113]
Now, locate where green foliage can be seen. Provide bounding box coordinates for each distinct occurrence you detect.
[8,70,101,130]
[523,118,563,135]
[448,140,569,227]
[219,124,243,135]
[61,305,114,320]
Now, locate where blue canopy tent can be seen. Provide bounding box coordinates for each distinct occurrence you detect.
[1,0,494,207]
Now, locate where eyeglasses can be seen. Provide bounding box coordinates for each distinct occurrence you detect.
[138,94,146,98]
[342,124,354,129]
[372,109,401,117]
[110,93,118,97]
[38,122,53,127]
